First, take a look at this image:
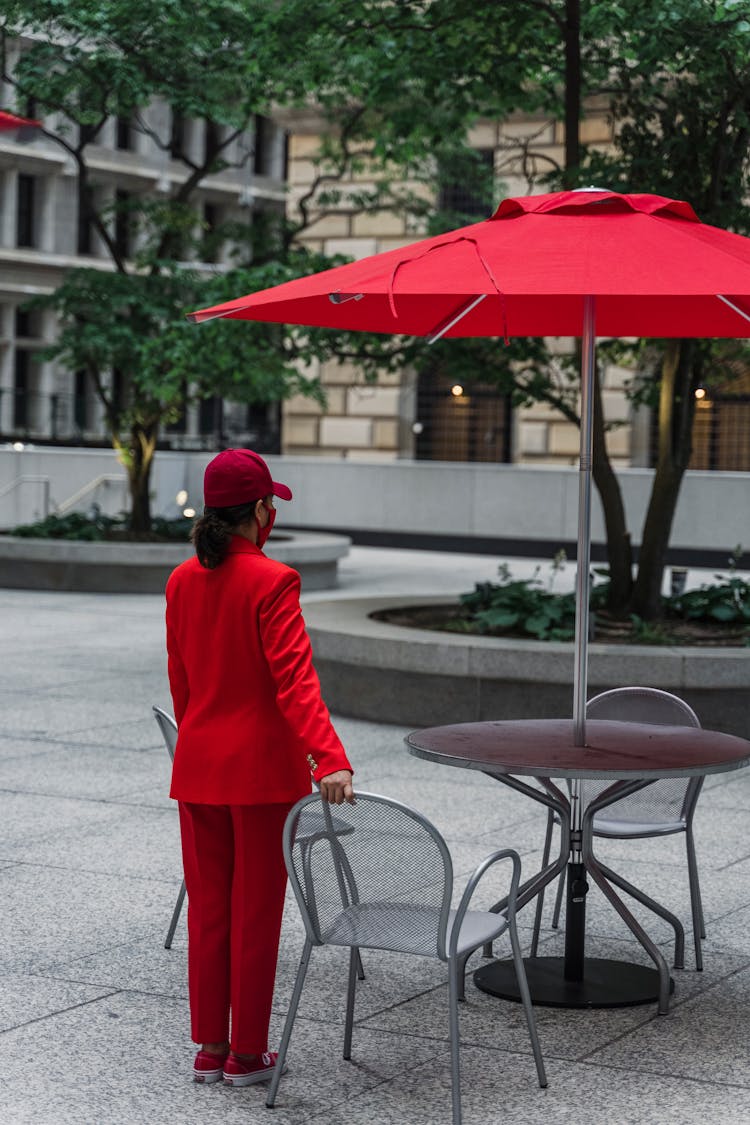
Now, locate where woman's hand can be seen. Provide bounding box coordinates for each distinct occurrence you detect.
[319,770,355,805]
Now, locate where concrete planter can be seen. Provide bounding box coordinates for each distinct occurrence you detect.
[0,531,351,594]
[306,596,750,738]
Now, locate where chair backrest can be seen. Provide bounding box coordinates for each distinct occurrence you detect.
[152,705,178,761]
[585,687,702,824]
[587,687,700,728]
[284,791,453,959]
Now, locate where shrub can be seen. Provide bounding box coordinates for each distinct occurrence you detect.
[10,511,191,542]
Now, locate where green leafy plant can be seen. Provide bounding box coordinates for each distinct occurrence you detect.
[11,512,191,542]
[629,614,674,645]
[460,563,580,642]
[666,576,750,626]
[455,555,750,645]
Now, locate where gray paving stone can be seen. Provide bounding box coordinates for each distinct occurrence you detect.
[589,963,750,1089]
[1,555,750,1125]
[0,865,174,974]
[0,803,182,882]
[0,972,118,1033]
[0,745,170,801]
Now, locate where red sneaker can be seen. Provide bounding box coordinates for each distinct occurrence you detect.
[223,1051,285,1087]
[193,1048,229,1084]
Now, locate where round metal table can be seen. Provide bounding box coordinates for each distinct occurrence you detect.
[406,718,750,1013]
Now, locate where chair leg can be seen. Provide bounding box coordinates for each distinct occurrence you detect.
[508,916,547,1088]
[596,857,685,970]
[550,868,565,930]
[455,951,471,1002]
[164,880,186,950]
[530,809,555,956]
[685,828,705,970]
[266,939,313,1108]
[448,956,463,1125]
[343,946,358,1060]
[355,949,366,980]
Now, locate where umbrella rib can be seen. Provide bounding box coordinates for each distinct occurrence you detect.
[426,294,487,343]
[716,294,750,325]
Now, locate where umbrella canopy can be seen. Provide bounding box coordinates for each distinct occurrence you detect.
[188,188,750,751]
[189,190,750,340]
[0,109,40,133]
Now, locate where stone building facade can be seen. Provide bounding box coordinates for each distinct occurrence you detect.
[280,98,652,469]
[0,35,287,454]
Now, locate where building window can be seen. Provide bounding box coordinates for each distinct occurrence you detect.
[439,149,495,218]
[13,349,30,428]
[253,114,272,176]
[689,374,750,471]
[15,307,34,339]
[201,202,221,263]
[204,119,222,163]
[246,401,281,453]
[113,190,133,259]
[111,367,126,416]
[77,179,95,255]
[170,112,185,158]
[199,395,224,442]
[79,121,102,147]
[16,174,36,247]
[74,370,89,433]
[116,116,133,151]
[415,369,512,463]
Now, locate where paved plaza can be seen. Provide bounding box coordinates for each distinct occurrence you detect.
[1,545,750,1124]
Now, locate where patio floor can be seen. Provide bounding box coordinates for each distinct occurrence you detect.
[1,545,749,1125]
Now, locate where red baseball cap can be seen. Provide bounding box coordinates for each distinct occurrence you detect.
[203,449,293,508]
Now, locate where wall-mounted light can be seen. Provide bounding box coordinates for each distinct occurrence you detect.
[183,507,196,518]
[12,441,24,451]
[176,489,188,506]
[412,421,424,435]
[451,384,464,397]
[694,386,707,400]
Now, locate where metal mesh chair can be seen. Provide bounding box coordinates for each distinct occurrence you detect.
[152,706,187,950]
[531,687,705,969]
[267,791,547,1124]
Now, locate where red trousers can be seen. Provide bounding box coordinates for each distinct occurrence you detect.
[178,801,293,1054]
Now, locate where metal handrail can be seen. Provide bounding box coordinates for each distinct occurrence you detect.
[0,475,51,517]
[0,474,49,500]
[54,474,126,515]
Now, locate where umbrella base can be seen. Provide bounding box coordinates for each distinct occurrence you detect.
[473,956,674,1009]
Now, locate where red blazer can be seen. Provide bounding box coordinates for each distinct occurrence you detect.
[166,536,352,805]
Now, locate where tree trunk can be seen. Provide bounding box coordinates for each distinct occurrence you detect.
[591,362,633,612]
[121,421,158,534]
[563,0,581,186]
[630,340,697,618]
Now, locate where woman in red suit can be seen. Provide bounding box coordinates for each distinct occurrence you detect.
[166,448,354,1087]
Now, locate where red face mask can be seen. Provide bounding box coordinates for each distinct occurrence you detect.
[257,502,276,548]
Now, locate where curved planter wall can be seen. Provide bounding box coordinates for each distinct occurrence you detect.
[306,596,750,738]
[0,531,351,594]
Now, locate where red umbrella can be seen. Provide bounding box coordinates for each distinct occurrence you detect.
[0,110,42,141]
[188,188,750,744]
[189,190,750,339]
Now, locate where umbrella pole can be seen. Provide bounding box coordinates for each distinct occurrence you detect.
[573,295,596,747]
[564,296,596,981]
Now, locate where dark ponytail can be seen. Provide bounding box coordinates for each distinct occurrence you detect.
[191,500,260,569]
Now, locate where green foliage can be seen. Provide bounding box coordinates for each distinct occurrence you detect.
[628,615,674,646]
[458,562,581,642]
[11,511,190,541]
[455,559,750,644]
[11,512,114,541]
[667,576,750,625]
